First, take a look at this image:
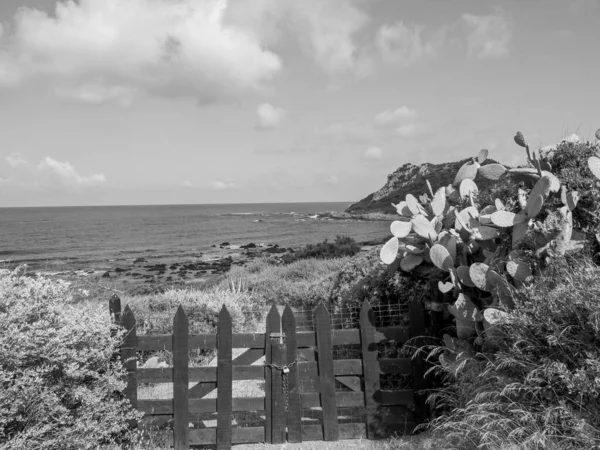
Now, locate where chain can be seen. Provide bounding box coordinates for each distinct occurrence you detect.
[263,359,299,412]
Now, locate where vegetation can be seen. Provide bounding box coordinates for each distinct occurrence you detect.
[0,267,141,450]
[282,235,361,263]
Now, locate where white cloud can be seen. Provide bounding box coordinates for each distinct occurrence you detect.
[363,146,383,161]
[256,103,287,130]
[183,180,193,188]
[5,152,28,168]
[37,157,106,187]
[462,9,512,59]
[324,175,340,185]
[0,0,281,105]
[374,22,441,66]
[209,180,238,190]
[374,106,418,127]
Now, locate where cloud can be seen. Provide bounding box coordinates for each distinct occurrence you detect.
[209,180,238,190]
[37,157,106,187]
[256,103,287,130]
[374,22,442,66]
[374,106,418,127]
[462,9,512,59]
[5,152,28,168]
[362,146,383,161]
[324,175,340,185]
[183,180,193,188]
[0,0,281,105]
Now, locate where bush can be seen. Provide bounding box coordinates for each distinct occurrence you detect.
[327,248,429,315]
[427,255,600,450]
[283,235,361,263]
[0,267,141,450]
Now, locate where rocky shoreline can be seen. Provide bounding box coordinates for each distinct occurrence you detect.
[42,237,386,297]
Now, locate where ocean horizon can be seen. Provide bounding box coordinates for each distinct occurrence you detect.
[0,202,389,272]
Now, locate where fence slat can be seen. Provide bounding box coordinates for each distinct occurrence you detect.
[188,348,264,398]
[360,300,380,439]
[264,304,280,444]
[282,306,302,443]
[271,343,286,444]
[314,303,339,441]
[173,305,189,450]
[217,306,233,450]
[409,298,428,426]
[135,326,410,351]
[121,305,137,428]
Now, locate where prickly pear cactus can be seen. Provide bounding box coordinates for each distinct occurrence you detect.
[379,130,594,351]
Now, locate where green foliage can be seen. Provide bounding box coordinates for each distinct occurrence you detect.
[0,267,141,450]
[283,235,361,263]
[326,248,429,314]
[427,255,600,449]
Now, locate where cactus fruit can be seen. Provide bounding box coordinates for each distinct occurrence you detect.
[514,131,527,148]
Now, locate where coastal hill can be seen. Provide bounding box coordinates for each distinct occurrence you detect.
[346,157,506,214]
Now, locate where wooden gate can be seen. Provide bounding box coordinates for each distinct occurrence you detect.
[109,297,429,450]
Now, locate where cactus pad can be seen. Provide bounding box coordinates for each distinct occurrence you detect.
[459,178,479,198]
[411,214,438,240]
[453,161,480,186]
[469,263,490,291]
[506,260,532,282]
[400,253,424,272]
[448,293,482,322]
[457,265,475,287]
[430,244,454,271]
[491,210,527,227]
[566,191,580,211]
[596,128,600,140]
[589,156,600,180]
[439,281,454,293]
[380,237,399,264]
[390,220,412,239]
[476,148,489,164]
[529,175,552,201]
[405,194,421,215]
[431,187,446,216]
[526,194,544,219]
[478,163,507,181]
[393,201,412,217]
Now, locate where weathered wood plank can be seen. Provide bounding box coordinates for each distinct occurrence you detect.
[314,303,339,441]
[360,300,380,439]
[216,306,233,450]
[335,376,362,392]
[264,305,279,444]
[121,305,138,428]
[187,427,265,445]
[301,392,364,408]
[138,397,264,415]
[271,343,286,444]
[172,306,189,450]
[282,306,302,443]
[301,423,366,441]
[297,359,362,377]
[136,326,410,351]
[409,298,428,425]
[187,348,264,399]
[138,365,264,384]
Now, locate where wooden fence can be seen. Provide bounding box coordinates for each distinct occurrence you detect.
[109,296,429,450]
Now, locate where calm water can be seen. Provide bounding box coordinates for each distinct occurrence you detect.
[0,203,389,271]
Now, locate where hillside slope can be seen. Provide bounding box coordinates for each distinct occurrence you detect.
[346,158,507,214]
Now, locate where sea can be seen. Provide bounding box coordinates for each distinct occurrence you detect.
[0,202,390,272]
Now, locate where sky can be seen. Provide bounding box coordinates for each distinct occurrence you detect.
[0,0,599,207]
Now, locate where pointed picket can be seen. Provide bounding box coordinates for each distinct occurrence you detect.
[264,304,280,443]
[217,306,233,450]
[314,303,339,441]
[282,306,302,443]
[173,305,189,450]
[121,305,137,419]
[359,300,380,439]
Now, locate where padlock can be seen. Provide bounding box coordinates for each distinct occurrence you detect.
[282,366,290,374]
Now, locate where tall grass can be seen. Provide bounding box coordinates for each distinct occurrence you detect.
[426,255,600,450]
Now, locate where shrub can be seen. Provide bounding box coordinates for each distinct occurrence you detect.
[0,267,141,450]
[283,235,361,263]
[427,255,600,450]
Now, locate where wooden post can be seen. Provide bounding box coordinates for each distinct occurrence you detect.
[264,305,280,444]
[314,303,339,441]
[121,305,138,427]
[360,300,381,439]
[409,298,428,426]
[173,306,190,450]
[271,343,287,444]
[109,294,122,327]
[217,306,233,450]
[282,306,302,443]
